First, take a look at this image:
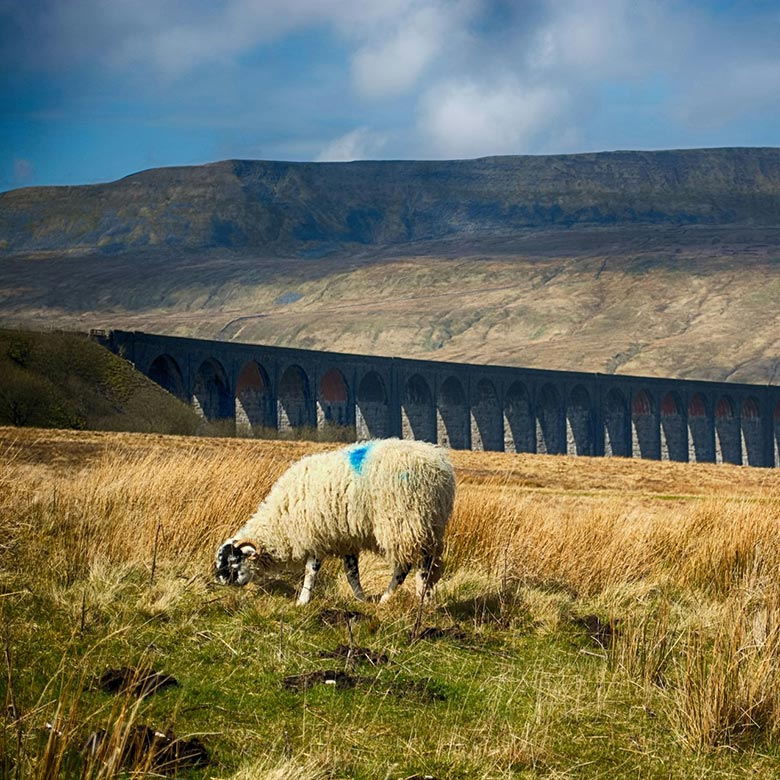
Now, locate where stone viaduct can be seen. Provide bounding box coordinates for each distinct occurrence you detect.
[99,329,780,468]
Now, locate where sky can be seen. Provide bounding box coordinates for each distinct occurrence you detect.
[1,0,779,191]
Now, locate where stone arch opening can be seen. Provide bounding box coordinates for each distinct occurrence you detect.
[687,393,712,462]
[402,374,435,442]
[471,378,502,451]
[235,360,273,435]
[632,389,658,459]
[741,396,763,467]
[356,371,388,439]
[504,382,534,453]
[715,396,740,464]
[604,388,629,457]
[660,391,687,462]
[148,354,186,402]
[318,368,350,429]
[437,376,468,449]
[193,358,232,422]
[566,385,592,456]
[278,365,312,431]
[536,383,563,455]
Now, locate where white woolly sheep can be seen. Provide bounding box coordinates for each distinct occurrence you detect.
[215,438,455,605]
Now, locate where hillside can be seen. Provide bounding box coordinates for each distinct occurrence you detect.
[2,148,780,253]
[0,329,201,433]
[1,149,780,383]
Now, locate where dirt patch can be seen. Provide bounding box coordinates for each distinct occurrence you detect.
[84,725,208,773]
[575,614,620,649]
[318,645,389,666]
[92,667,179,697]
[282,670,372,691]
[317,608,371,627]
[282,670,446,701]
[412,625,468,642]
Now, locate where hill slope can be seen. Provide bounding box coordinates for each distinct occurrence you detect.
[1,149,779,383]
[0,329,201,433]
[2,148,780,253]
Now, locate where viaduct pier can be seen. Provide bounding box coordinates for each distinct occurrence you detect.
[99,329,780,468]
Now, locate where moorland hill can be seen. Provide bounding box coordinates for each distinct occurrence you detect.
[2,148,780,253]
[1,148,779,383]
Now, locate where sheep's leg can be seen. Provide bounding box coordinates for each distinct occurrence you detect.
[343,554,367,601]
[379,563,411,604]
[415,553,441,599]
[297,557,321,606]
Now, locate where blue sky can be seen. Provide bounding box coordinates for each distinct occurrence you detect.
[1,0,779,191]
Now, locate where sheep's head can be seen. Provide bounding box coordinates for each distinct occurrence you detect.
[214,538,262,586]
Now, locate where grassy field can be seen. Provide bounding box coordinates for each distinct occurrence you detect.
[4,427,780,778]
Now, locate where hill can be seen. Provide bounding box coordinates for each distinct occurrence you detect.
[2,148,780,254]
[0,329,201,434]
[1,149,780,383]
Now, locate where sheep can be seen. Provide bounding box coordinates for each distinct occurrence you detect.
[215,438,455,605]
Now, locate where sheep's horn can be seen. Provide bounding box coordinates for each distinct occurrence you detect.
[232,538,258,556]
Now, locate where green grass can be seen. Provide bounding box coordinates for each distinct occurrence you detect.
[8,565,780,779]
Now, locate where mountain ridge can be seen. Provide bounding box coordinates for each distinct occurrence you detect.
[2,147,780,254]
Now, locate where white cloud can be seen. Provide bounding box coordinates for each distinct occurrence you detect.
[419,78,568,158]
[350,4,455,98]
[316,127,387,161]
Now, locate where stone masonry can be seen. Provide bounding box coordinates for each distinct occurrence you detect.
[99,330,780,468]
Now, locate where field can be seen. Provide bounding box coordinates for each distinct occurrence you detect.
[4,427,780,778]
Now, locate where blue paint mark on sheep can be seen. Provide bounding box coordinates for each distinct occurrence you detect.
[347,443,374,475]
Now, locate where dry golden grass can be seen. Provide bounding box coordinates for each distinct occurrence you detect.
[4,424,780,598]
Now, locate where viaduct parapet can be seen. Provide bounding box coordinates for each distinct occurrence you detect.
[99,329,780,468]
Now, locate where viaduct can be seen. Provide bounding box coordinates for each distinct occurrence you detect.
[99,329,780,468]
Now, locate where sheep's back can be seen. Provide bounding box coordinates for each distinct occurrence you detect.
[360,440,455,564]
[251,448,375,560]
[245,439,454,564]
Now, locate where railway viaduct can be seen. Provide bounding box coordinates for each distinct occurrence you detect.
[99,329,780,468]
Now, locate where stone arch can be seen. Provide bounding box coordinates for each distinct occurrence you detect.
[235,360,273,435]
[437,376,468,449]
[278,365,312,431]
[604,388,629,457]
[402,374,435,442]
[471,378,502,451]
[536,383,563,455]
[632,389,659,459]
[688,393,713,462]
[193,358,232,422]
[715,395,740,464]
[504,382,534,453]
[318,368,350,429]
[660,391,687,462]
[566,385,592,456]
[356,371,389,439]
[741,396,763,467]
[148,354,186,402]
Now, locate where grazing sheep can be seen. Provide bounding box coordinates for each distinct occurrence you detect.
[215,438,455,605]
